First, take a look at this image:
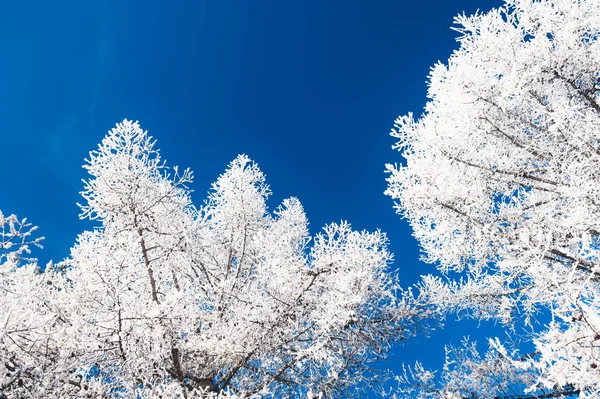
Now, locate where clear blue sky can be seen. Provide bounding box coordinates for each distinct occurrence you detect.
[0,0,506,394]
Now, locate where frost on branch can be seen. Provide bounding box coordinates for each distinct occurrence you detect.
[390,338,571,399]
[0,211,43,265]
[1,119,422,398]
[386,0,600,396]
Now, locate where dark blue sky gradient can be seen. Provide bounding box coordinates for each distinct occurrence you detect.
[0,0,510,393]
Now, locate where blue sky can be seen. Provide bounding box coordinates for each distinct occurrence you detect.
[1,0,506,394]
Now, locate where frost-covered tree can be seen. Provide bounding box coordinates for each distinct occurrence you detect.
[0,213,70,397]
[386,0,600,397]
[0,120,421,398]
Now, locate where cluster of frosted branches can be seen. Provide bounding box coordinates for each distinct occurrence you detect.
[0,212,43,264]
[0,214,68,398]
[1,120,427,398]
[386,0,600,397]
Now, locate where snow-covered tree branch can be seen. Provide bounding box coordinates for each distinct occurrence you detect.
[386,0,600,396]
